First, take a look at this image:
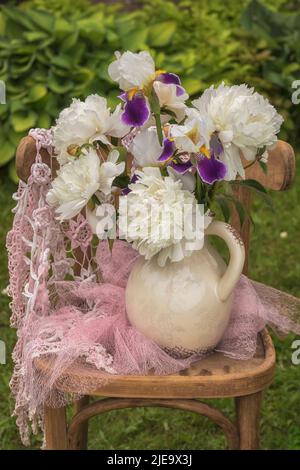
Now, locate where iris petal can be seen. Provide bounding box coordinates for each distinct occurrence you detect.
[210,133,224,157]
[121,93,150,127]
[156,72,181,85]
[158,138,176,161]
[197,155,227,184]
[176,85,186,97]
[169,160,192,174]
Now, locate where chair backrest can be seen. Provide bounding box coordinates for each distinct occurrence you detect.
[15,136,296,275]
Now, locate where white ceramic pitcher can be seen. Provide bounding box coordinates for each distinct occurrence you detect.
[125,221,245,357]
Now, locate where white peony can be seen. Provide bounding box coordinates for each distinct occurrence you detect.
[130,126,163,167]
[153,80,188,122]
[119,167,211,266]
[167,166,196,192]
[192,83,283,180]
[53,95,129,165]
[47,149,125,221]
[98,149,125,196]
[108,50,155,91]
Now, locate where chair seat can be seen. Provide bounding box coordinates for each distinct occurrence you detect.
[36,329,275,400]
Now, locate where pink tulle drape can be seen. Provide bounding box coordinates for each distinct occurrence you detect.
[6,129,300,446]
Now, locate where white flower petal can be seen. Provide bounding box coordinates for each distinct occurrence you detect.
[131,127,162,167]
[108,50,155,90]
[192,83,283,180]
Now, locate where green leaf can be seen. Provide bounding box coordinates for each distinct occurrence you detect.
[54,17,74,38]
[11,110,37,132]
[1,6,35,31]
[112,174,130,189]
[121,28,148,51]
[8,160,19,184]
[23,31,48,42]
[51,55,73,69]
[0,12,6,36]
[37,112,51,129]
[25,9,55,34]
[114,146,128,163]
[233,198,247,228]
[61,31,79,52]
[215,195,231,223]
[231,179,267,193]
[48,74,74,94]
[0,138,15,166]
[148,21,176,47]
[259,160,268,175]
[181,77,203,96]
[232,179,275,212]
[26,84,47,103]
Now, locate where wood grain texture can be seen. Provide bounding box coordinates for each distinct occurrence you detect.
[16,135,59,182]
[68,398,239,450]
[72,396,89,450]
[244,140,295,191]
[235,392,262,450]
[44,405,68,450]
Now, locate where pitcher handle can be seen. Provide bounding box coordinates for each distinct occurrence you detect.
[206,220,245,302]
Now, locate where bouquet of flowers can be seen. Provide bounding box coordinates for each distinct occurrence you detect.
[46,50,283,267]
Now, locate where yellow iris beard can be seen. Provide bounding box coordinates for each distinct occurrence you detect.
[200,145,210,159]
[127,87,140,100]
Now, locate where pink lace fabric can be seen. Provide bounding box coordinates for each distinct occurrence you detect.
[6,129,300,446]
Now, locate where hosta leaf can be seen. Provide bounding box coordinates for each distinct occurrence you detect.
[54,17,74,38]
[77,13,105,45]
[8,160,19,184]
[0,139,15,166]
[26,84,47,103]
[60,31,79,52]
[11,110,37,132]
[25,9,55,34]
[181,77,203,96]
[51,55,73,70]
[10,100,24,113]
[0,12,6,35]
[1,6,35,31]
[121,28,148,51]
[8,128,26,146]
[36,111,51,129]
[48,74,74,94]
[148,21,176,47]
[23,31,48,42]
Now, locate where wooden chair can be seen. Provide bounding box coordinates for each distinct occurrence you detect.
[16,137,296,450]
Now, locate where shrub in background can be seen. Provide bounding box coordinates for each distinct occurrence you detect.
[0,0,298,181]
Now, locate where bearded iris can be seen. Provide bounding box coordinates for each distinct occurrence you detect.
[108,51,188,127]
[158,132,227,185]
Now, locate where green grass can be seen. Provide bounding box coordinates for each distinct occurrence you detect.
[0,160,299,450]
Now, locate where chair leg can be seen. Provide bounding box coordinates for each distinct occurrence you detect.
[235,392,262,450]
[44,405,68,450]
[72,396,89,450]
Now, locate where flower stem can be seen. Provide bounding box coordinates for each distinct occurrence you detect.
[154,113,163,145]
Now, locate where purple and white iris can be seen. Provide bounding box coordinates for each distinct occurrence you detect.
[108,51,188,127]
[158,132,227,185]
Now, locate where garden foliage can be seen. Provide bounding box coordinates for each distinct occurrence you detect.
[0,0,299,180]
